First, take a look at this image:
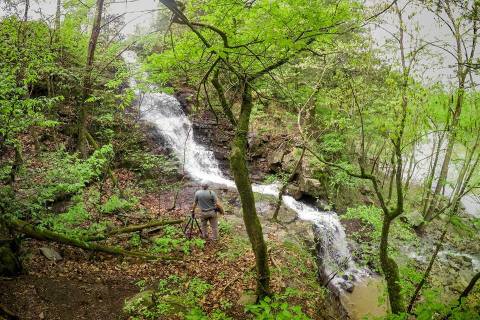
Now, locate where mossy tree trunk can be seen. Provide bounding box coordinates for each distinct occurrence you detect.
[78,0,104,158]
[229,82,270,299]
[379,215,403,313]
[0,220,21,276]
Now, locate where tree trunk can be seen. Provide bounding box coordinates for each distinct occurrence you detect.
[426,35,468,220]
[458,271,480,302]
[379,216,404,313]
[6,218,168,260]
[23,0,29,22]
[211,69,237,126]
[7,144,23,185]
[78,0,104,158]
[421,131,444,217]
[229,83,270,299]
[55,0,61,31]
[0,220,21,276]
[407,223,449,313]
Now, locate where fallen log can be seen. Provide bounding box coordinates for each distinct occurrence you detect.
[85,219,184,241]
[6,218,172,260]
[0,303,18,320]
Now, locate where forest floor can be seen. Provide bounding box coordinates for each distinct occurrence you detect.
[0,166,341,320]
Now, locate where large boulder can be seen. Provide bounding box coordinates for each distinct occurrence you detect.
[39,247,62,261]
[286,184,303,200]
[280,151,298,172]
[266,149,285,172]
[299,176,323,198]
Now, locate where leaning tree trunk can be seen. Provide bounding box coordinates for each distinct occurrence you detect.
[230,83,270,299]
[6,218,168,260]
[407,222,449,313]
[78,0,104,158]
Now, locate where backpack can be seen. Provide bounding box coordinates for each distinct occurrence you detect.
[209,190,223,214]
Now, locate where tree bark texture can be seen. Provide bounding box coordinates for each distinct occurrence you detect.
[229,83,270,299]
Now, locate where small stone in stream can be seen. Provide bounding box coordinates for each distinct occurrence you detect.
[342,274,349,280]
[39,247,62,261]
[39,312,45,319]
[340,280,355,293]
[238,291,258,306]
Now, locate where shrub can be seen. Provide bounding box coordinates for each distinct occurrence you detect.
[245,296,311,320]
[99,194,138,214]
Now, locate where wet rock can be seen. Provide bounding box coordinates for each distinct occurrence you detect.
[276,206,299,224]
[286,184,303,200]
[174,88,195,113]
[340,280,355,293]
[39,247,62,261]
[316,199,330,211]
[255,201,273,216]
[281,151,299,172]
[266,150,284,172]
[299,176,323,198]
[248,133,267,157]
[446,253,473,270]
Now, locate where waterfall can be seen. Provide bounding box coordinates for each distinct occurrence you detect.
[123,51,361,291]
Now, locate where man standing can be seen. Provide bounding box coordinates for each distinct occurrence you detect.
[191,182,224,241]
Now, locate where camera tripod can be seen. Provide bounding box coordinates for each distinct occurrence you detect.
[183,213,202,239]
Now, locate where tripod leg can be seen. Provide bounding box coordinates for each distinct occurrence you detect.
[193,217,202,237]
[183,217,193,237]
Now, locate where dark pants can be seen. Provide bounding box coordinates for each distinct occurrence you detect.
[199,210,218,241]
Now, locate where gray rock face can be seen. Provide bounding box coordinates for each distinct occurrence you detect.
[299,176,323,198]
[266,150,284,171]
[39,247,62,261]
[339,280,355,293]
[286,184,303,200]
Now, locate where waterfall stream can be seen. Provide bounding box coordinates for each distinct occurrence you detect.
[123,51,361,291]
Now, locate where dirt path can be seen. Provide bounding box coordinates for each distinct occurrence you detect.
[1,276,136,320]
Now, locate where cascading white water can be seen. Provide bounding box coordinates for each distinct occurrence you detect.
[123,51,361,290]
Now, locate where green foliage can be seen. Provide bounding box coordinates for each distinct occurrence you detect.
[263,172,289,184]
[218,220,233,234]
[130,233,142,248]
[245,296,311,320]
[1,146,113,219]
[150,225,205,255]
[40,196,89,232]
[217,235,249,262]
[100,194,138,214]
[342,205,383,239]
[125,275,213,319]
[185,308,232,320]
[124,150,178,177]
[0,17,63,148]
[341,205,416,269]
